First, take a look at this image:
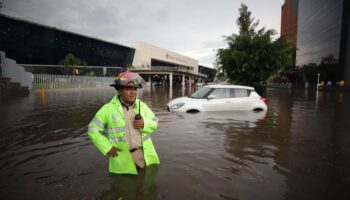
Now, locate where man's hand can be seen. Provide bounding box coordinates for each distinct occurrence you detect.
[134,117,144,129]
[107,146,120,157]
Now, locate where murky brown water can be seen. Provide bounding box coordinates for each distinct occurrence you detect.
[1,87,350,200]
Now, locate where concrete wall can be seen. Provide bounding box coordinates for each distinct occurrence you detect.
[0,51,33,89]
[132,41,198,74]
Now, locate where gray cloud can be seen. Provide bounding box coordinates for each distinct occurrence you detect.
[1,0,283,67]
[202,40,227,49]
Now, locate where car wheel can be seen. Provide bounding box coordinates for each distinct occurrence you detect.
[186,109,200,114]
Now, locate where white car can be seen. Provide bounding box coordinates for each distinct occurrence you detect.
[167,85,267,113]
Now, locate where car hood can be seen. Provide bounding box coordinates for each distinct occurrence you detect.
[167,96,202,106]
[167,97,190,105]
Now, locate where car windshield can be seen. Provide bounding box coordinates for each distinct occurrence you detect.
[190,87,213,99]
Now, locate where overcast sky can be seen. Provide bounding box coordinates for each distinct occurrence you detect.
[1,0,283,67]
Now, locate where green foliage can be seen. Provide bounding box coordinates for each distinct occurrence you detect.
[216,3,294,94]
[126,64,135,70]
[236,3,259,36]
[58,53,87,75]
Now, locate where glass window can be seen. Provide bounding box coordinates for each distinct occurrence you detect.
[230,89,248,98]
[209,88,230,99]
[190,87,212,99]
[0,15,135,68]
[296,0,343,66]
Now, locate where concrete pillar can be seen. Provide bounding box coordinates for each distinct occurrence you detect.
[189,76,193,95]
[103,67,107,77]
[182,74,185,86]
[169,73,173,87]
[169,85,173,99]
[148,76,151,86]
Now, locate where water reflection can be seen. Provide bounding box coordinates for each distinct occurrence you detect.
[0,87,350,199]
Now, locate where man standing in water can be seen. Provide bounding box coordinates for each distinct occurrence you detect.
[87,71,160,174]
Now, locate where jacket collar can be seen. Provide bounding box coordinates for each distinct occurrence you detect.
[110,95,140,113]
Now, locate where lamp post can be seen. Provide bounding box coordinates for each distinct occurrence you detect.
[316,73,320,91]
[316,73,320,109]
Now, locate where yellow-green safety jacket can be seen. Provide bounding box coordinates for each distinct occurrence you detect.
[87,95,160,175]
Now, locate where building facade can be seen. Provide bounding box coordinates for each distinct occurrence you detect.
[198,65,217,82]
[132,41,199,75]
[0,14,212,84]
[295,0,350,84]
[0,14,135,71]
[132,41,207,86]
[281,0,298,47]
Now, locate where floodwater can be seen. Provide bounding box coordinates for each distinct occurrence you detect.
[0,86,349,200]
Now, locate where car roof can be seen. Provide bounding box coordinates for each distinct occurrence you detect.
[204,84,254,90]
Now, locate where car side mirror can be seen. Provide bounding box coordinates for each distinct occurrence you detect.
[207,95,214,100]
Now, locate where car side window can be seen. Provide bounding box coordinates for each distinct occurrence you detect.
[230,89,249,98]
[210,88,230,99]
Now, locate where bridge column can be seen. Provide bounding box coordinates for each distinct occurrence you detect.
[148,76,151,86]
[169,73,173,87]
[169,84,173,99]
[188,75,192,87]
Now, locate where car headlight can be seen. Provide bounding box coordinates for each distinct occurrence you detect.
[170,102,185,109]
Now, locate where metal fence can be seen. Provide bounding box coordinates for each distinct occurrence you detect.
[33,74,115,90]
[20,64,123,77]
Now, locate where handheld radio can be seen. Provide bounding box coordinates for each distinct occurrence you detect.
[134,100,141,120]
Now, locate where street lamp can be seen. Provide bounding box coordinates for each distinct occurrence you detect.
[316,73,320,109]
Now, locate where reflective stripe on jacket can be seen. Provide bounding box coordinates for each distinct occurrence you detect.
[87,95,160,175]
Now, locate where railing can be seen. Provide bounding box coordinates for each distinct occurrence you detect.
[150,66,207,78]
[0,51,33,89]
[20,64,123,77]
[151,65,191,73]
[32,74,114,90]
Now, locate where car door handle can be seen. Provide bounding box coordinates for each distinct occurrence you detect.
[225,101,233,103]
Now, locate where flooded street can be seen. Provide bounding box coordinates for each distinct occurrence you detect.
[1,87,350,200]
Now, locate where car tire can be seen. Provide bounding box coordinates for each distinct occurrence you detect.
[253,108,264,112]
[186,109,200,114]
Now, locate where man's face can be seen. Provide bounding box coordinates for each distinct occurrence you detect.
[119,86,138,104]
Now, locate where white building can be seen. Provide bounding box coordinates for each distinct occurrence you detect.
[131,41,207,86]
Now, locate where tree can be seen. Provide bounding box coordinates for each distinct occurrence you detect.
[126,64,135,70]
[236,3,259,36]
[216,3,294,94]
[58,53,87,75]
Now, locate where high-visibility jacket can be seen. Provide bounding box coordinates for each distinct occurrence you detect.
[87,95,160,175]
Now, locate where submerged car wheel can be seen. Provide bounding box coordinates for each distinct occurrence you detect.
[186,109,200,114]
[253,108,264,112]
